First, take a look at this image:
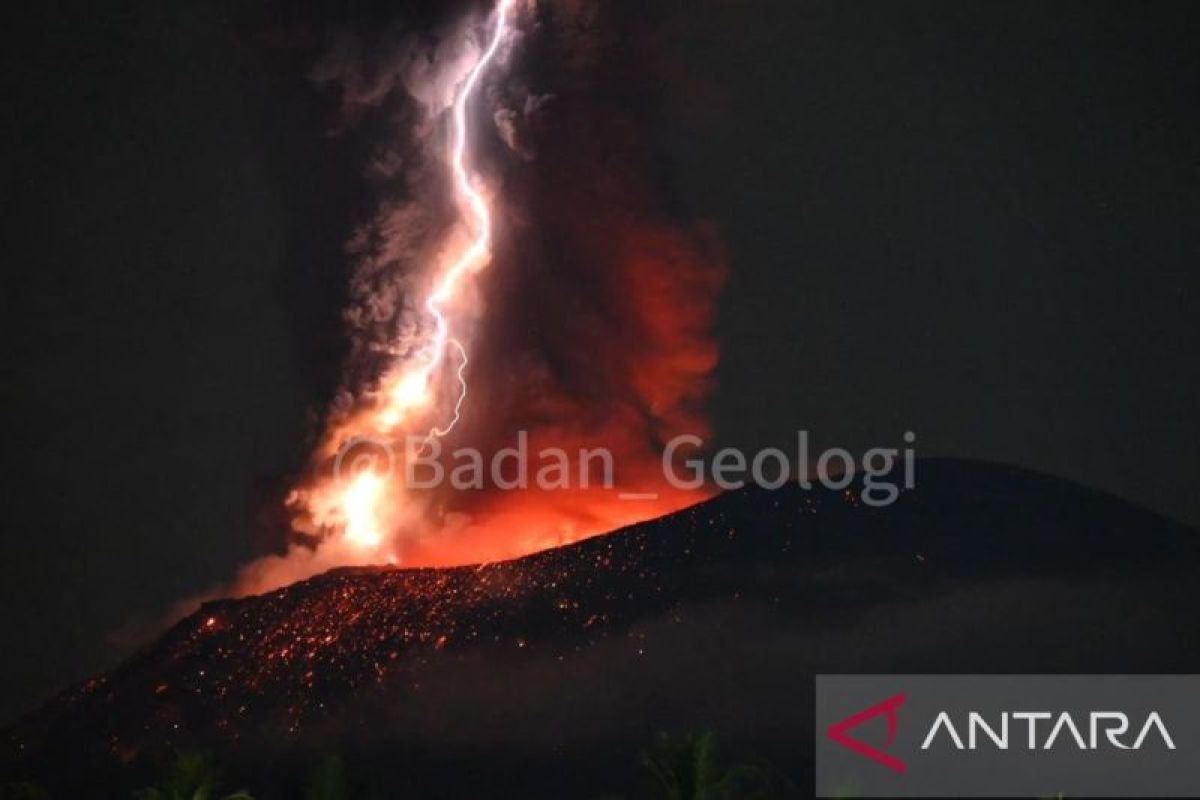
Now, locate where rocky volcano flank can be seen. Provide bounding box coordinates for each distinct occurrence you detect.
[5,459,1198,797]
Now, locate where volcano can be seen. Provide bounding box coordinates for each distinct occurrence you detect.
[5,459,1199,797]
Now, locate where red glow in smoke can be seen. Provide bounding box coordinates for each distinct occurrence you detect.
[232,0,727,594]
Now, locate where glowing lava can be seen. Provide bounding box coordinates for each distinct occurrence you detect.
[340,472,386,548]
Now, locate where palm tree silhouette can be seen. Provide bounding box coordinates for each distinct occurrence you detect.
[132,750,253,800]
[640,730,779,800]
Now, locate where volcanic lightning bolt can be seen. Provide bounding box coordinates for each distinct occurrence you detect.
[292,0,519,555]
[426,0,518,428]
[382,0,515,443]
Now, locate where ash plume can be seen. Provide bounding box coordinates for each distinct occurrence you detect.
[228,0,727,596]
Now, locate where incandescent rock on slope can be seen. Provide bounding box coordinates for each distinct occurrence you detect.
[4,459,1199,797]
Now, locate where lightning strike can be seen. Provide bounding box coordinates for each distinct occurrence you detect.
[377,0,515,443]
[302,0,519,553]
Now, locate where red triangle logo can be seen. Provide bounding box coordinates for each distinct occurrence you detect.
[826,692,907,774]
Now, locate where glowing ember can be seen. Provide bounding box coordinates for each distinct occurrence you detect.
[17,486,851,750]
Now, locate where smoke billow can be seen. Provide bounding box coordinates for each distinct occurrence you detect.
[231,0,726,595]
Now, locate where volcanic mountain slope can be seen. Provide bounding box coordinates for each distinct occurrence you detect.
[5,459,1200,797]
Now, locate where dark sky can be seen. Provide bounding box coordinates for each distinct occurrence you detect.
[2,0,1197,723]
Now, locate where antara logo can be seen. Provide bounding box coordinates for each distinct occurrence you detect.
[827,696,1176,775]
[826,693,907,774]
[921,711,1176,751]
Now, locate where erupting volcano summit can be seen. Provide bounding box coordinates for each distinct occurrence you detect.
[229,0,727,595]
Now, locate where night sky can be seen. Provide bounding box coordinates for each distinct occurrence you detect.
[2,0,1197,723]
